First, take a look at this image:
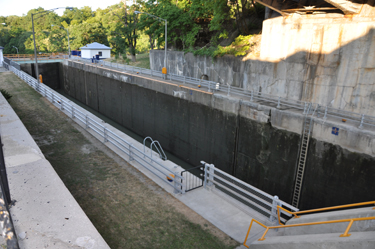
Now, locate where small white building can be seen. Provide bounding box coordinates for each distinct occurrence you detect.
[80,42,111,59]
[0,46,3,67]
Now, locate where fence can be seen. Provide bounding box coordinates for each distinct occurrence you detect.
[202,161,299,224]
[70,57,375,129]
[6,62,185,195]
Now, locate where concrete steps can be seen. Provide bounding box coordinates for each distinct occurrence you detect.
[246,206,375,248]
[250,231,375,249]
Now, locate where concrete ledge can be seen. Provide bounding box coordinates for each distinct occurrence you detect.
[0,93,110,248]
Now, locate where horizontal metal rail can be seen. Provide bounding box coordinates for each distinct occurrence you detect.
[202,162,298,222]
[6,63,184,194]
[277,200,375,225]
[243,215,375,248]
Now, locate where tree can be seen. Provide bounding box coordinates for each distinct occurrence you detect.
[109,1,138,62]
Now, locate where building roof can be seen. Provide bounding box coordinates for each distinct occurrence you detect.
[80,42,111,50]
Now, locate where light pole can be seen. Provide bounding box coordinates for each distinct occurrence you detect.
[12,46,19,59]
[134,11,167,76]
[32,7,73,86]
[51,24,70,57]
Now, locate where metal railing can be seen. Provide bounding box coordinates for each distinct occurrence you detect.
[201,161,299,223]
[277,200,375,224]
[181,164,204,193]
[69,57,375,130]
[143,136,167,160]
[6,63,185,195]
[243,215,375,248]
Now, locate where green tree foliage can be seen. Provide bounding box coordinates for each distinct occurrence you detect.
[0,1,264,57]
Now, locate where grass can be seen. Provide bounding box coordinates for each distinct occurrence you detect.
[107,53,151,69]
[0,71,239,249]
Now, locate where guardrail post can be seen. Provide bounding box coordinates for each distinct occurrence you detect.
[316,104,320,117]
[184,76,186,84]
[277,97,281,109]
[151,69,153,77]
[71,106,75,119]
[208,82,211,92]
[52,94,54,103]
[323,106,328,120]
[129,143,134,161]
[227,85,230,96]
[270,195,280,224]
[303,102,307,114]
[207,164,215,188]
[251,90,254,101]
[60,99,64,110]
[44,88,47,97]
[85,115,89,129]
[103,127,108,142]
[359,114,365,129]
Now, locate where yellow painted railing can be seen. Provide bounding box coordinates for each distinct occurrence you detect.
[243,201,375,248]
[277,200,375,225]
[243,215,375,248]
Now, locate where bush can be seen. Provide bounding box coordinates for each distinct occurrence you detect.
[0,89,12,101]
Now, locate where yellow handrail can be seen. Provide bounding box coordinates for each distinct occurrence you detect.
[243,215,375,248]
[277,200,375,225]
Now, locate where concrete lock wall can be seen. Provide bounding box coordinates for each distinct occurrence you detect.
[150,17,375,116]
[54,61,375,210]
[21,62,63,90]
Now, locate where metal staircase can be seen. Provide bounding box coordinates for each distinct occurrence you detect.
[292,103,316,208]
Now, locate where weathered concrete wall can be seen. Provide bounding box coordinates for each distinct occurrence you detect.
[21,62,62,90]
[61,61,375,210]
[150,17,375,116]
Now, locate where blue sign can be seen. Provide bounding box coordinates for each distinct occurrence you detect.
[332,127,339,135]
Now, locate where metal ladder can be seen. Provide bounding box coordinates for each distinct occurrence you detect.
[292,103,316,208]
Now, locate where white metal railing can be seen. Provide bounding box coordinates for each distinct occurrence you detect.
[6,63,185,194]
[69,56,375,129]
[201,161,299,224]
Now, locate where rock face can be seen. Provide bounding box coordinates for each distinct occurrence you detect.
[58,62,375,210]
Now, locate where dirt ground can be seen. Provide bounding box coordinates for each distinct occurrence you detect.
[0,71,239,249]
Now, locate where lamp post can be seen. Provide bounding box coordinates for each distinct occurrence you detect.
[51,24,71,58]
[12,46,19,59]
[134,11,167,76]
[32,7,73,86]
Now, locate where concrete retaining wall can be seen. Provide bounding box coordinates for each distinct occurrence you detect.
[59,61,375,210]
[150,17,375,116]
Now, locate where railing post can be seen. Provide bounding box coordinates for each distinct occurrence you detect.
[71,106,75,119]
[208,164,215,188]
[277,97,281,109]
[270,195,280,224]
[103,127,108,142]
[52,94,54,103]
[60,99,64,110]
[251,90,254,101]
[323,106,328,120]
[303,102,307,114]
[129,143,134,161]
[85,115,89,129]
[359,114,365,129]
[316,104,320,117]
[227,85,230,96]
[208,81,211,92]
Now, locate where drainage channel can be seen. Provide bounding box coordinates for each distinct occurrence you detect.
[56,90,196,171]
